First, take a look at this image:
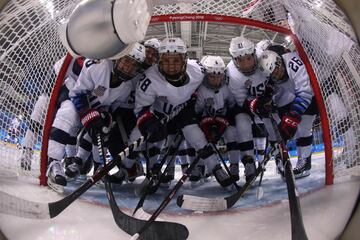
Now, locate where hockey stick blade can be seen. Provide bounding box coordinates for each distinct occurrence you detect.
[177,156,270,212]
[104,177,189,240]
[0,137,144,219]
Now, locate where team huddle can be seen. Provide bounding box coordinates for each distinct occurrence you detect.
[19,35,318,193]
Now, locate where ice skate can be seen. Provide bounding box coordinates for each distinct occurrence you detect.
[64,157,83,179]
[46,159,66,193]
[293,156,311,179]
[229,163,240,181]
[212,164,233,187]
[241,156,256,183]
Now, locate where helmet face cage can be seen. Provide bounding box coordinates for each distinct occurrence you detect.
[159,52,187,83]
[158,38,188,83]
[201,56,226,90]
[113,55,142,81]
[144,46,159,66]
[234,54,258,76]
[144,38,160,66]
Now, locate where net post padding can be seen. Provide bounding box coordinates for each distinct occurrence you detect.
[39,53,73,186]
[150,13,333,185]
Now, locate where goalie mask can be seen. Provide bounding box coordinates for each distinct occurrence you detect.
[158,38,188,86]
[259,50,288,84]
[229,36,257,76]
[143,38,160,67]
[201,56,226,90]
[113,42,145,82]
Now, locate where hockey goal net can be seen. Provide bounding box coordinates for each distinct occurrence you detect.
[0,0,359,186]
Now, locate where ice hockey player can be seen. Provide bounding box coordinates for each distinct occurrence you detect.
[195,55,240,182]
[19,57,84,171]
[258,49,318,178]
[105,47,147,183]
[142,38,160,70]
[67,43,146,182]
[227,36,272,183]
[4,114,22,147]
[255,39,291,172]
[47,43,145,191]
[135,37,233,187]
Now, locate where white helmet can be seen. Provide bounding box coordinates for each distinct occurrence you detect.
[201,56,226,90]
[144,38,160,50]
[256,39,273,57]
[229,36,255,58]
[201,56,225,74]
[159,37,187,54]
[127,42,146,63]
[259,50,283,77]
[158,38,188,85]
[113,43,145,81]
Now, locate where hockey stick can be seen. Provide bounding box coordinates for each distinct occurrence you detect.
[0,136,144,219]
[94,129,189,240]
[133,132,183,215]
[130,150,204,239]
[104,175,189,240]
[176,152,271,212]
[0,101,189,219]
[255,168,265,200]
[269,115,308,240]
[135,96,196,197]
[210,143,241,190]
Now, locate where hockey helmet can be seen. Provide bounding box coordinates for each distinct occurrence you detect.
[143,38,160,67]
[113,42,145,81]
[144,38,160,50]
[259,50,286,83]
[201,55,226,90]
[229,36,257,76]
[158,38,188,85]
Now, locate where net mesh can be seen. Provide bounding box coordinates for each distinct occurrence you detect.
[0,0,359,184]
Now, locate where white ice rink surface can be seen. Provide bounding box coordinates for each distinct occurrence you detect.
[0,152,359,240]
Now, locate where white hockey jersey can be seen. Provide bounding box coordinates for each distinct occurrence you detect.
[111,72,143,111]
[195,84,235,117]
[226,60,269,106]
[53,56,83,91]
[135,59,204,115]
[70,59,133,111]
[273,52,314,108]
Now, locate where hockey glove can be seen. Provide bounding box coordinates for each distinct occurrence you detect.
[244,96,272,117]
[137,110,167,142]
[80,109,110,143]
[279,111,301,141]
[200,116,229,143]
